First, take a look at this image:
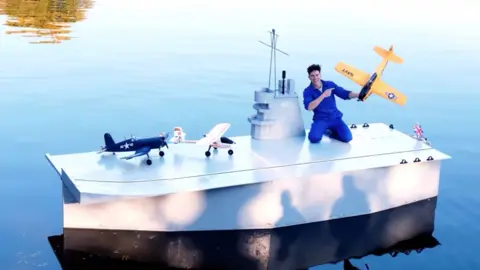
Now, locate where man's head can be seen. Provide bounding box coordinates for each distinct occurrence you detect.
[307,64,321,86]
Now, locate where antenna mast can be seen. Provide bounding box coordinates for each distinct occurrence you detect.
[258,29,289,93]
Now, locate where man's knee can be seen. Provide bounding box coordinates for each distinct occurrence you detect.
[338,131,352,143]
[308,120,329,143]
[308,131,322,143]
[330,119,353,143]
[337,128,352,143]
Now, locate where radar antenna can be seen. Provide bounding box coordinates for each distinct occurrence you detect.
[258,29,289,92]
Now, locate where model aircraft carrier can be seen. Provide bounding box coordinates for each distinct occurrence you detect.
[45,78,451,230]
[44,30,451,270]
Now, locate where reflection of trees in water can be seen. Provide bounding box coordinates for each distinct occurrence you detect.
[0,0,94,44]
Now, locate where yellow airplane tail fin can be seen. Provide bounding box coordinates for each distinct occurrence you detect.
[374,45,403,64]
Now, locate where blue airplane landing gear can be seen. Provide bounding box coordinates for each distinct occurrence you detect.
[146,153,152,165]
[159,141,169,158]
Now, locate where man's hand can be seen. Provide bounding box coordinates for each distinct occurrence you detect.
[348,91,360,99]
[321,88,334,98]
[307,88,334,111]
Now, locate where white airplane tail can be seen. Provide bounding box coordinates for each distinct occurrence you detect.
[170,127,186,143]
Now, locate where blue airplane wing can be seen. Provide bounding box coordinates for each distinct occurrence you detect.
[120,146,151,160]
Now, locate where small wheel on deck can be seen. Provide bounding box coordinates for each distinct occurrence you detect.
[159,151,164,157]
[205,151,211,157]
[146,159,152,165]
[228,149,234,155]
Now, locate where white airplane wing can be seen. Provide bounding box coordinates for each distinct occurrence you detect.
[196,123,230,145]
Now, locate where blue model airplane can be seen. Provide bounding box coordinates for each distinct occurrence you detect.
[98,132,171,165]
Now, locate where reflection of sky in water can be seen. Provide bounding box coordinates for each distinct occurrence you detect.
[0,0,478,153]
[1,0,479,88]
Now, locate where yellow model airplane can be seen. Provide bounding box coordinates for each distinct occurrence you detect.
[334,45,407,106]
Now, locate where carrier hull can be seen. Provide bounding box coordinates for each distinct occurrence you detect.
[52,196,439,270]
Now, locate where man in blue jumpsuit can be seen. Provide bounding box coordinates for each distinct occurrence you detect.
[303,64,360,143]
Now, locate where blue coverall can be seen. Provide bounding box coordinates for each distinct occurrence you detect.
[302,80,353,143]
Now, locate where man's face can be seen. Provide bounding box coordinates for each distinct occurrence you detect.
[309,70,321,85]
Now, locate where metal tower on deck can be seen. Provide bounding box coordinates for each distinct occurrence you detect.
[258,29,289,95]
[248,29,306,140]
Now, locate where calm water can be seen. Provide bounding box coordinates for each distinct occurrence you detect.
[1,0,480,269]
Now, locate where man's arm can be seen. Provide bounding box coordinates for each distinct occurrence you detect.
[303,89,326,111]
[307,95,327,111]
[332,82,359,100]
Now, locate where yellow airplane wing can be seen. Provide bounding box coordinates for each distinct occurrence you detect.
[334,62,371,86]
[371,79,407,106]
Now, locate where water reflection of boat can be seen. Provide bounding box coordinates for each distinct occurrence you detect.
[341,234,440,269]
[47,197,440,270]
[0,0,94,44]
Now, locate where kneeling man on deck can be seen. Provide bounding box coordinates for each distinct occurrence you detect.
[303,64,360,144]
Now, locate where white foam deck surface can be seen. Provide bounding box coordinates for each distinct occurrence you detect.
[46,123,451,204]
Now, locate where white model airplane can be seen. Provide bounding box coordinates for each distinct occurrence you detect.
[170,123,236,157]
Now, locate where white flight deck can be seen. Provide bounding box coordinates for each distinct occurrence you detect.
[46,123,451,205]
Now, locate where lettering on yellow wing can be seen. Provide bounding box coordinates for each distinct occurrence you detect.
[342,68,354,77]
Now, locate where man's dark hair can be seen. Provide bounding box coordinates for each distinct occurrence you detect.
[307,64,321,75]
